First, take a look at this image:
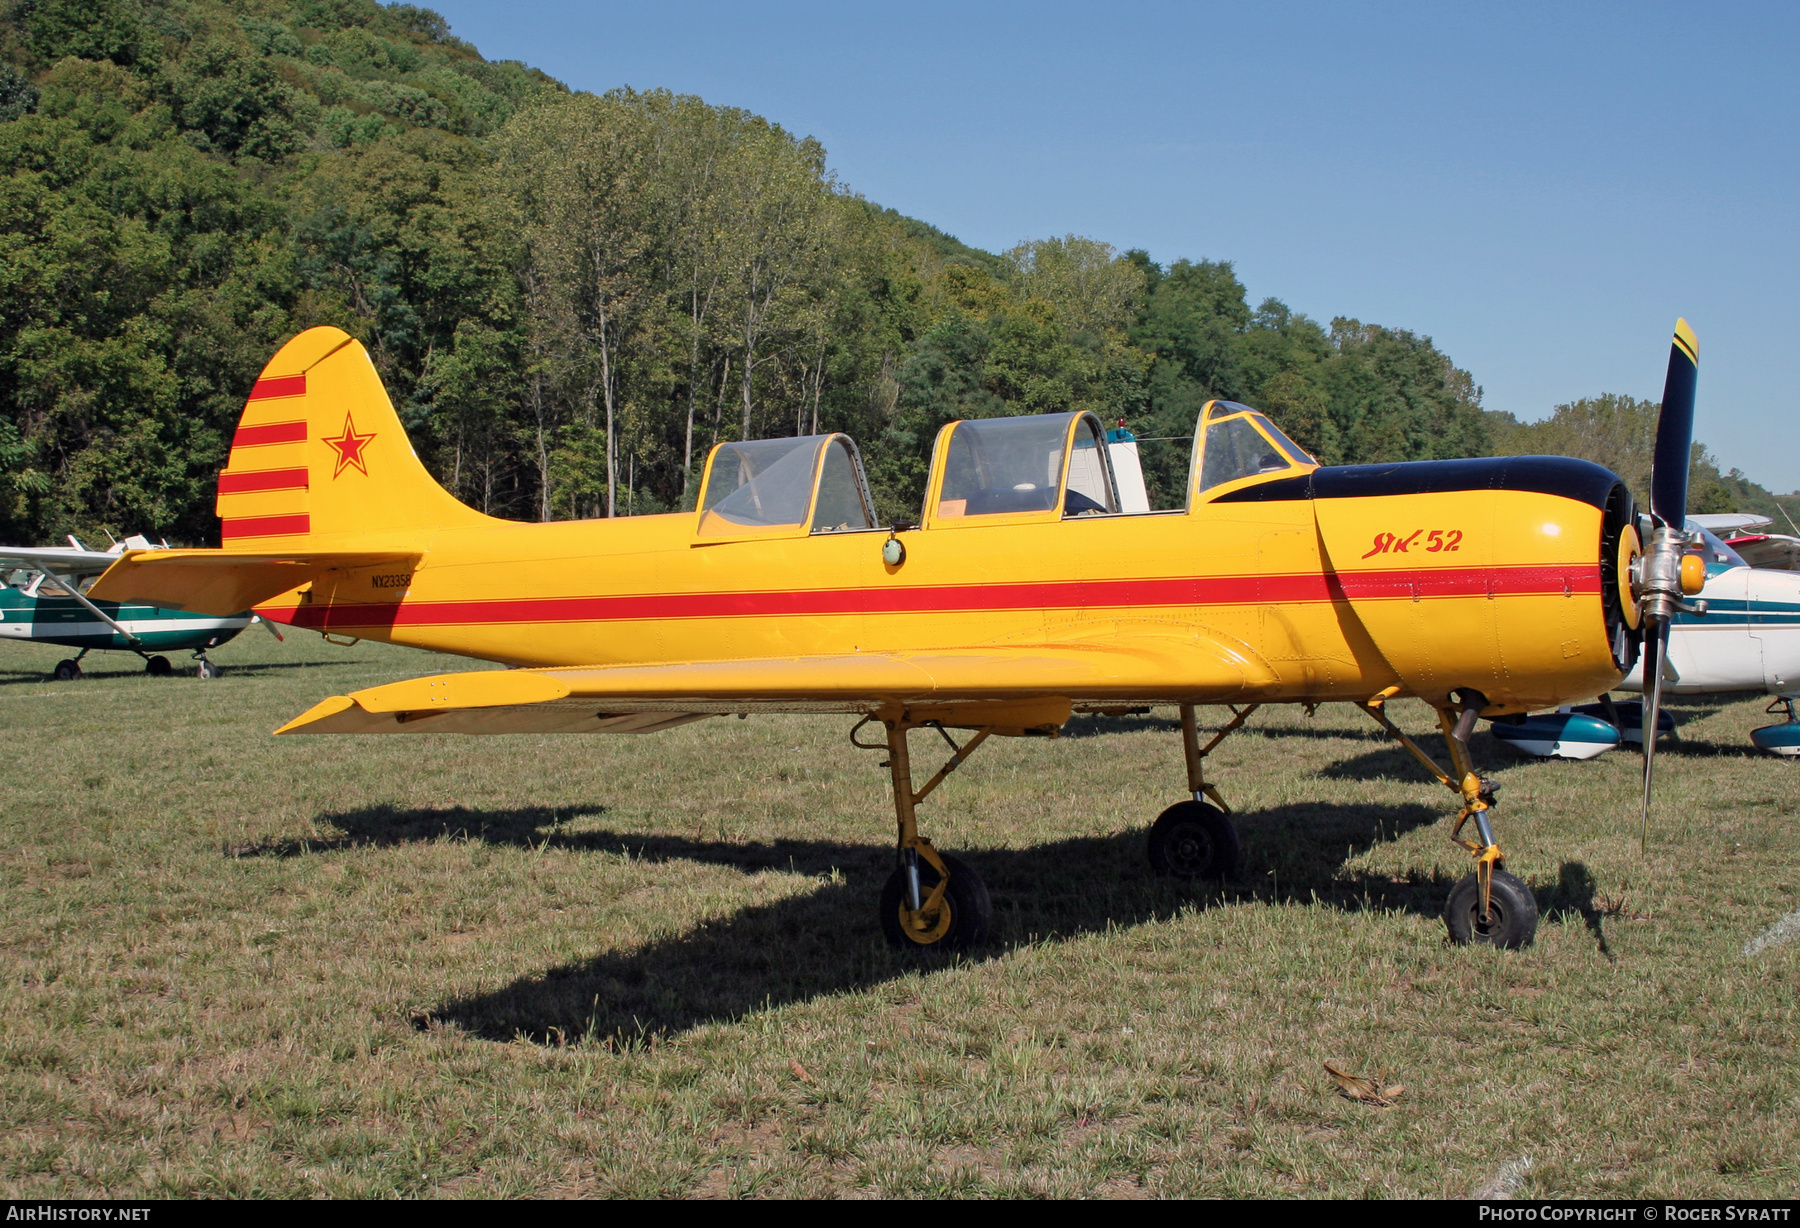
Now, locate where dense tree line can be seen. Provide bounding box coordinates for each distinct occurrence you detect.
[0,0,1788,544]
[1488,395,1797,524]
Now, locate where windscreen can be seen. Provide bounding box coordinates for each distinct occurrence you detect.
[1689,525,1748,571]
[1254,414,1316,465]
[1198,415,1291,493]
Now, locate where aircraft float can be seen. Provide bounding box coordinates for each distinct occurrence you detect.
[1489,523,1800,759]
[89,321,1712,950]
[0,537,264,679]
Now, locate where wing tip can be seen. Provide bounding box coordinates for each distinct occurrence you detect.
[275,694,357,735]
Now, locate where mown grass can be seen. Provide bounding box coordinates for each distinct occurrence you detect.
[1,631,1796,1198]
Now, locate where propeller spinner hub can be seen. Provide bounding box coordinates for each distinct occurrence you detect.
[1636,525,1692,623]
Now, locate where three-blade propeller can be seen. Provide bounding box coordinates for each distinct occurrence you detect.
[1637,319,1700,851]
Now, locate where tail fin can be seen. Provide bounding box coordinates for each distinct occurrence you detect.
[217,327,487,545]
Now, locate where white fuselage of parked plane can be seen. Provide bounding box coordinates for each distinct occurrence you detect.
[1620,553,1800,699]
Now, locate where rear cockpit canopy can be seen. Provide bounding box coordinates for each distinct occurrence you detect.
[696,433,878,540]
[928,412,1121,526]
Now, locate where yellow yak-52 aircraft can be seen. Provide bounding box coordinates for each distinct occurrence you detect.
[92,323,1708,951]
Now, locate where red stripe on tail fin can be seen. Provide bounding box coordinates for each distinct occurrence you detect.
[222,513,311,541]
[218,468,309,495]
[231,420,308,449]
[249,374,306,400]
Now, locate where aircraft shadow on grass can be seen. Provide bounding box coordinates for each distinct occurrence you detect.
[256,798,1613,1045]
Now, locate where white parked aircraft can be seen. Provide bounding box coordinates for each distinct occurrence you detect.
[1492,525,1800,758]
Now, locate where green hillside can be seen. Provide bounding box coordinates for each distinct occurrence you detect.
[0,0,1786,542]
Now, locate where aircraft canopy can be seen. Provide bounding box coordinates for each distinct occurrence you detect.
[929,412,1120,525]
[696,433,877,540]
[1191,400,1317,499]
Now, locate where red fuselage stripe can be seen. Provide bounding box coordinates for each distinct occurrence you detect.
[222,513,311,540]
[218,467,309,495]
[271,564,1602,631]
[231,420,308,449]
[248,375,307,401]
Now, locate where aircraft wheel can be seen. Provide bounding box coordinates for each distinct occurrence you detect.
[195,659,221,680]
[1147,800,1241,879]
[145,655,173,677]
[52,659,81,681]
[1444,869,1539,949]
[880,853,992,951]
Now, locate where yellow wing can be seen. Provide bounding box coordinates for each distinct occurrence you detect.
[276,634,1265,737]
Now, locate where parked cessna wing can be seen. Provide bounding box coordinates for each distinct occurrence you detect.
[89,323,1709,948]
[1690,513,1800,572]
[0,537,262,679]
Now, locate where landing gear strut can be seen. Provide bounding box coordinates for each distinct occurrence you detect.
[1147,703,1254,880]
[855,711,1005,951]
[1359,687,1539,949]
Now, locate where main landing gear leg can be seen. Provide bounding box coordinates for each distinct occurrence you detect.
[1147,704,1255,880]
[1358,687,1538,949]
[854,715,995,951]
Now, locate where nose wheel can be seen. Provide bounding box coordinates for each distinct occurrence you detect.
[1359,688,1540,949]
[1444,868,1538,949]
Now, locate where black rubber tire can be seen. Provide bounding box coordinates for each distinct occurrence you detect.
[195,659,220,679]
[145,655,173,677]
[52,659,81,681]
[1444,869,1539,949]
[879,853,992,951]
[1147,800,1241,879]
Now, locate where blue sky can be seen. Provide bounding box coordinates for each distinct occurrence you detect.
[428,1,1799,491]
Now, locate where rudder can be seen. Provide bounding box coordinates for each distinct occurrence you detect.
[216,327,487,546]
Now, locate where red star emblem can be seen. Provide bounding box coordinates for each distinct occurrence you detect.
[322,413,375,478]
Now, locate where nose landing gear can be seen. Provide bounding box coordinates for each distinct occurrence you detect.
[1359,687,1539,949]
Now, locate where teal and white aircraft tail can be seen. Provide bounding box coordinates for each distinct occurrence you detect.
[0,535,268,680]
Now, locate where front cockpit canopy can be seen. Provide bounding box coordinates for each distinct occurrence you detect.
[1191,400,1317,500]
[696,433,878,539]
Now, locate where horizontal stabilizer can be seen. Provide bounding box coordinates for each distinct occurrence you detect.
[89,549,419,615]
[276,637,1257,737]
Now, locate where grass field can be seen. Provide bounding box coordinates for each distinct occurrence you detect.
[2,630,1797,1198]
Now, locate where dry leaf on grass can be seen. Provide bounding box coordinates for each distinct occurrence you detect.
[1323,1061,1405,1107]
